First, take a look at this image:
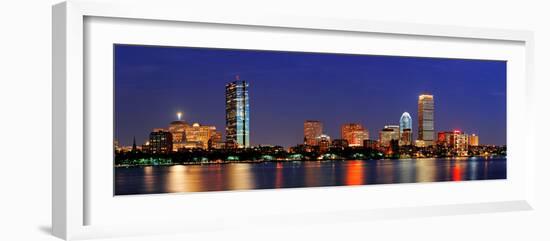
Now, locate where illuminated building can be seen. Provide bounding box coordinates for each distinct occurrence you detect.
[379,125,399,147]
[169,112,190,151]
[185,123,218,149]
[149,128,173,154]
[208,130,224,149]
[437,131,452,145]
[399,112,413,145]
[316,134,331,153]
[341,123,369,147]
[141,141,150,154]
[304,120,323,146]
[225,78,250,148]
[363,139,379,150]
[400,128,412,146]
[114,140,121,152]
[418,94,435,146]
[332,139,349,149]
[469,134,479,146]
[438,130,469,156]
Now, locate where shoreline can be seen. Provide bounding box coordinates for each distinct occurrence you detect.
[114,155,507,168]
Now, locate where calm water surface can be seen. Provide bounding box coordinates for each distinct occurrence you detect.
[115,157,506,195]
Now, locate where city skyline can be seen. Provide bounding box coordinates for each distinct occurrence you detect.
[115,44,506,147]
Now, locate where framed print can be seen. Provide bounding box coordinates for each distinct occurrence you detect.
[52,0,535,240]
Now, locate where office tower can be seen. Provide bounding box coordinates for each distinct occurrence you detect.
[341,123,369,147]
[149,129,173,154]
[379,125,400,147]
[304,120,323,146]
[418,94,435,146]
[399,112,413,145]
[225,78,250,148]
[469,134,479,146]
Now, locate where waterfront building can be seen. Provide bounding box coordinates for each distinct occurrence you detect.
[185,123,218,149]
[400,128,413,146]
[225,78,250,148]
[363,139,379,150]
[341,123,369,147]
[304,120,323,146]
[469,134,479,146]
[379,125,400,147]
[438,130,469,155]
[418,94,435,146]
[208,130,224,149]
[149,129,173,154]
[316,134,331,153]
[399,112,413,145]
[168,113,190,151]
[332,139,349,149]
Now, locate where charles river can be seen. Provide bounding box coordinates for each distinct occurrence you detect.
[115,157,506,195]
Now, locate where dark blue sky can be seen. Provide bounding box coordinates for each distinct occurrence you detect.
[115,44,506,147]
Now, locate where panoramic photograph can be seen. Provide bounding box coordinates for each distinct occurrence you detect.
[114,44,507,195]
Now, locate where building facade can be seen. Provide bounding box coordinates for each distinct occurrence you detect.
[304,120,323,146]
[341,123,369,147]
[225,79,250,148]
[399,112,413,146]
[379,125,400,147]
[418,94,435,146]
[149,129,173,154]
[185,123,218,149]
[168,120,189,151]
[438,130,469,156]
[316,134,331,153]
[469,134,479,146]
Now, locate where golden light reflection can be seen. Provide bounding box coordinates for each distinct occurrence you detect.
[143,166,155,193]
[227,163,254,190]
[345,160,364,186]
[164,165,193,193]
[415,158,436,182]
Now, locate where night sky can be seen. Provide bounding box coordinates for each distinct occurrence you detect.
[114,44,506,147]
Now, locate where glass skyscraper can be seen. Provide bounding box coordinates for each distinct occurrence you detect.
[225,79,250,148]
[418,94,435,146]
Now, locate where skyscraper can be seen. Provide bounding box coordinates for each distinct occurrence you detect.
[225,78,250,148]
[418,94,435,146]
[341,123,369,147]
[304,120,323,146]
[399,112,413,145]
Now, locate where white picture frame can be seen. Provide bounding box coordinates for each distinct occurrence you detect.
[52,0,535,240]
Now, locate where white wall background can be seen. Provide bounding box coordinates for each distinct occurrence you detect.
[1,0,549,240]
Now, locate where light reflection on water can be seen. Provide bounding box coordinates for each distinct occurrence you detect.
[115,157,506,195]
